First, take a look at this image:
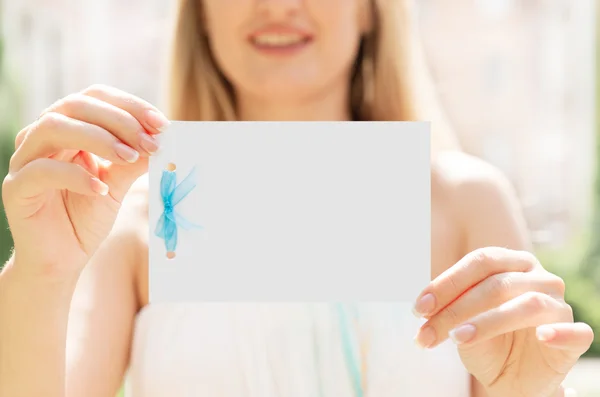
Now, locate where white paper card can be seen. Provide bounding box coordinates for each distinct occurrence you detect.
[148,121,430,302]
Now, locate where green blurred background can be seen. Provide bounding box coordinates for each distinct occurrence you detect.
[0,34,19,263]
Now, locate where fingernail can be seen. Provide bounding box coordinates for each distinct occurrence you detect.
[91,177,109,196]
[414,326,437,349]
[139,133,160,154]
[564,387,578,397]
[114,142,139,163]
[536,325,557,342]
[412,293,436,318]
[449,324,476,345]
[145,109,170,132]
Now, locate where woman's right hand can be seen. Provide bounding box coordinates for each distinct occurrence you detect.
[1,84,169,278]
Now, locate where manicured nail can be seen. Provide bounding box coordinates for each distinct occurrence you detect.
[91,177,109,196]
[139,133,160,154]
[114,142,139,163]
[449,324,476,345]
[564,387,578,397]
[536,325,557,342]
[145,109,170,132]
[412,293,436,318]
[414,326,437,349]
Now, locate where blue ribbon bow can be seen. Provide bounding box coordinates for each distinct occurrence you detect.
[155,166,202,254]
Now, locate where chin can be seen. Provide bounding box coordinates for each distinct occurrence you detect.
[247,80,326,102]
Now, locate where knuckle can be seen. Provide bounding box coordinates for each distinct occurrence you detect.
[82,84,119,99]
[57,93,87,114]
[519,250,540,270]
[8,149,20,172]
[36,111,64,132]
[522,291,550,316]
[82,83,109,96]
[467,247,489,265]
[545,273,566,296]
[465,247,502,278]
[564,302,574,321]
[467,247,503,268]
[2,173,16,201]
[14,125,29,150]
[14,134,23,151]
[41,94,77,116]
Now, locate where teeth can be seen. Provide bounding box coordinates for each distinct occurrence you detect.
[253,34,304,46]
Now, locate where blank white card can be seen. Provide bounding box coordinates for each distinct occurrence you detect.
[148,121,430,302]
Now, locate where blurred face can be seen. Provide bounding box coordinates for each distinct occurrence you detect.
[201,0,369,103]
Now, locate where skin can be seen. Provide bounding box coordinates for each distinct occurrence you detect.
[0,1,593,396]
[205,0,366,121]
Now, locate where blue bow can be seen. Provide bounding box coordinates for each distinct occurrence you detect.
[155,166,202,254]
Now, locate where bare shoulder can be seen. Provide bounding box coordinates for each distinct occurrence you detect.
[431,150,515,200]
[431,150,531,251]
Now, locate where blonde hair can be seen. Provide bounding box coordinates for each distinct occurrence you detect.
[167,0,460,153]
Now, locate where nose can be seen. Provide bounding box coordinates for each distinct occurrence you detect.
[256,0,302,19]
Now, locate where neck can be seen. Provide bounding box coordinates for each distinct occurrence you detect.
[236,82,352,121]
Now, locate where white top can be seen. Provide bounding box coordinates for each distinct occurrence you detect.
[125,302,470,397]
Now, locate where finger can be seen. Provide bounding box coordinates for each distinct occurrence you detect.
[75,151,100,176]
[535,323,593,382]
[412,247,540,318]
[536,322,595,353]
[99,156,149,203]
[415,271,566,348]
[445,292,572,346]
[9,112,141,172]
[563,387,578,397]
[3,158,108,204]
[81,84,170,135]
[43,93,158,156]
[14,124,29,150]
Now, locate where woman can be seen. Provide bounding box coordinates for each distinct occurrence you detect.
[0,0,593,396]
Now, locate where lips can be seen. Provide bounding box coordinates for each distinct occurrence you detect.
[248,26,313,49]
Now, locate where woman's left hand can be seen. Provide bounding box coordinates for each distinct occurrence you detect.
[412,246,594,397]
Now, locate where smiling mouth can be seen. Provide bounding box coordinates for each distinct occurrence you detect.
[248,30,314,54]
[251,33,312,47]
